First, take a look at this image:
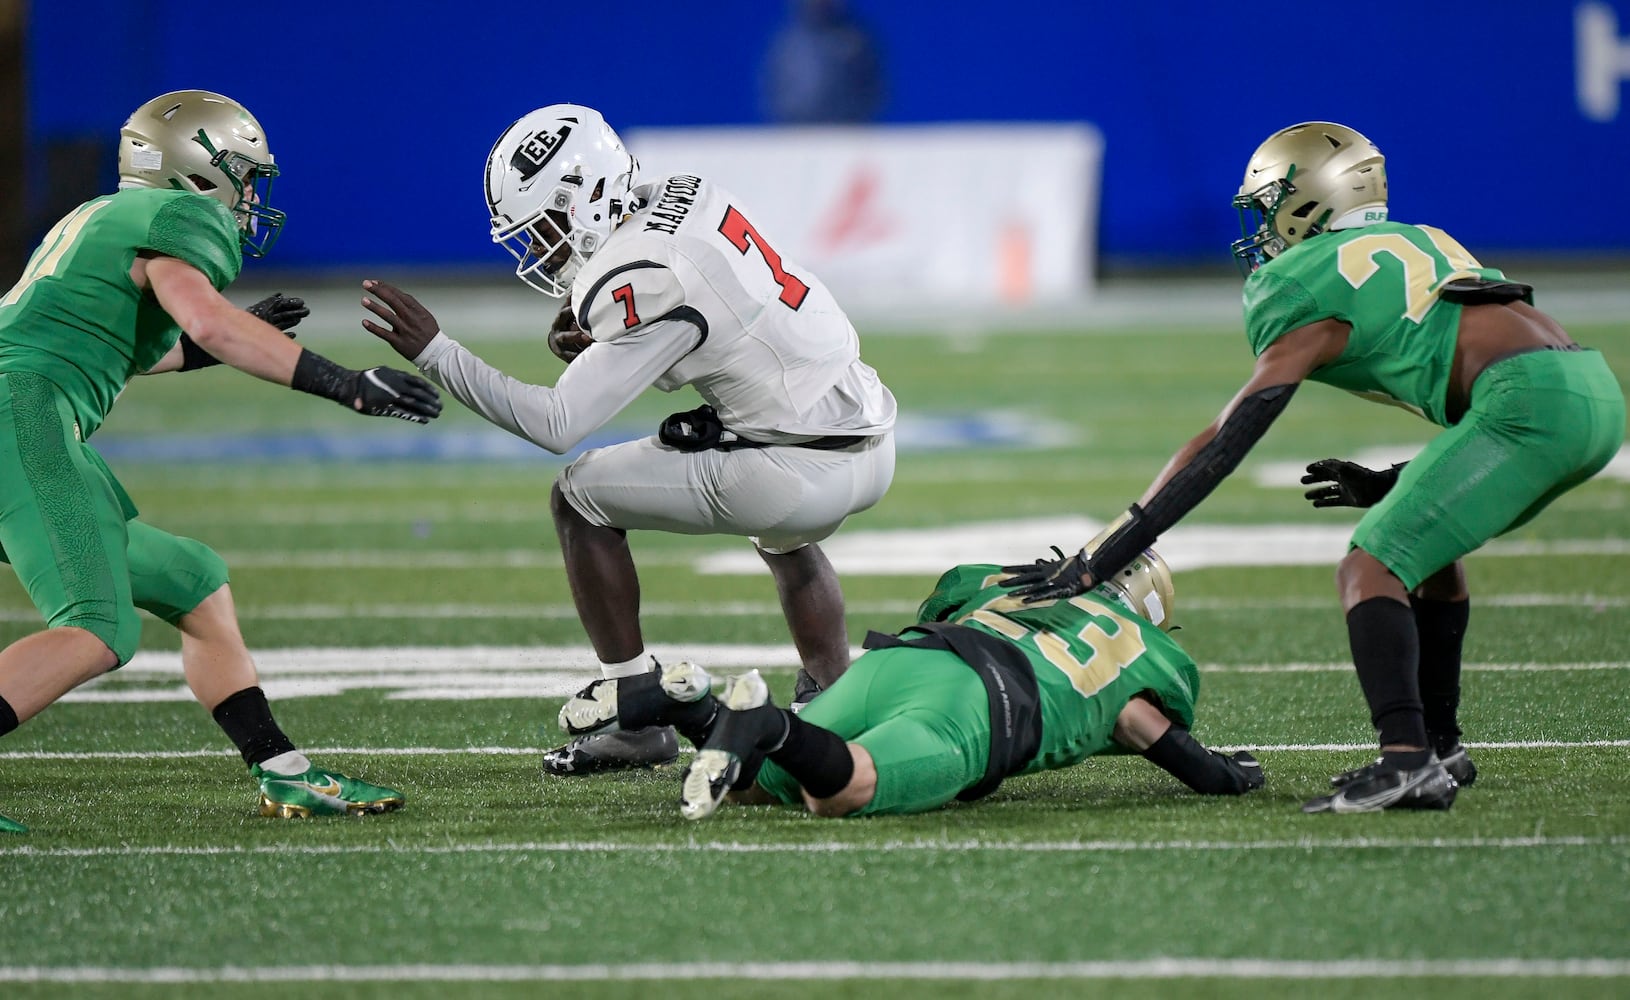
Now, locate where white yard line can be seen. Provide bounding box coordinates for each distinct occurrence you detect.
[1,593,1621,623]
[4,739,1626,761]
[1,958,1628,982]
[32,646,1630,702]
[2,835,1626,861]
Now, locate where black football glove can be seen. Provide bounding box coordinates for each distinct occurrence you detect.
[1000,545,1092,603]
[181,294,310,372]
[1300,459,1405,509]
[1219,750,1265,794]
[246,293,310,332]
[353,367,443,423]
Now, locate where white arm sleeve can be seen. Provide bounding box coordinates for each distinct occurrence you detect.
[412,320,703,454]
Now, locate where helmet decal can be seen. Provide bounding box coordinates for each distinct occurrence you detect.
[511,125,573,181]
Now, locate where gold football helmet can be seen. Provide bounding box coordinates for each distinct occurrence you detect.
[1230,121,1386,273]
[118,90,284,257]
[1088,536,1177,631]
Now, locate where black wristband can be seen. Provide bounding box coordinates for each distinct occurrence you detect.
[1084,505,1158,584]
[289,348,359,405]
[176,333,221,372]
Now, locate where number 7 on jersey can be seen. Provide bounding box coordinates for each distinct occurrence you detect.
[717,206,809,310]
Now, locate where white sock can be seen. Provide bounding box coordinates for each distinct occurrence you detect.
[259,750,312,776]
[600,654,653,679]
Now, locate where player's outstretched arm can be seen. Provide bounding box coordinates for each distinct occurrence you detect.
[145,293,310,375]
[1113,696,1263,796]
[144,257,441,422]
[1004,320,1346,603]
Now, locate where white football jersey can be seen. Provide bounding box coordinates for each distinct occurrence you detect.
[572,174,896,442]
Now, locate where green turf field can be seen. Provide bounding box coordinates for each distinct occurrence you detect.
[2,312,1627,998]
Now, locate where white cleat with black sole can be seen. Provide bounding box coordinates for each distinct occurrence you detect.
[680,669,773,821]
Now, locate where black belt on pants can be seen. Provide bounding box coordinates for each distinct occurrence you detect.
[862,622,1044,802]
[659,404,870,453]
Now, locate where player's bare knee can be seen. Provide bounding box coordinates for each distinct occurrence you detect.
[549,479,578,523]
[801,743,875,818]
[1337,548,1405,609]
[59,625,121,677]
[1413,560,1468,602]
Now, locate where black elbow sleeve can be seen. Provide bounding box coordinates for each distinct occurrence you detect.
[1142,382,1296,530]
[1086,384,1296,584]
[1141,727,1263,795]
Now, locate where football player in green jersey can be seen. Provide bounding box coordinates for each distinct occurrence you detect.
[558,546,1262,819]
[1003,122,1625,815]
[0,90,445,833]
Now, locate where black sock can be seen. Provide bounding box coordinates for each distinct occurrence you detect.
[0,694,17,737]
[766,712,854,800]
[611,673,719,744]
[211,686,297,768]
[1346,597,1426,750]
[1382,747,1432,771]
[668,697,720,747]
[1412,595,1469,749]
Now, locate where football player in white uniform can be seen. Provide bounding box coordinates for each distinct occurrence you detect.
[360,104,898,775]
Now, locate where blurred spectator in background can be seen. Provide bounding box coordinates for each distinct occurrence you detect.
[761,0,885,124]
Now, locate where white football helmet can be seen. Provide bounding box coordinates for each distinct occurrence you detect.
[117,90,284,257]
[484,104,639,296]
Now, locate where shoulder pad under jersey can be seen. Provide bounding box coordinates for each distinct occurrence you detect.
[575,256,699,344]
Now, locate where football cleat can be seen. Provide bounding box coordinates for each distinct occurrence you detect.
[1436,743,1478,786]
[252,764,405,819]
[542,727,680,776]
[680,670,781,821]
[0,810,26,834]
[1331,744,1478,789]
[680,748,741,822]
[1304,755,1458,814]
[790,668,823,715]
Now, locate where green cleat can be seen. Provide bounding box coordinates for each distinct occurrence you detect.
[251,764,405,819]
[0,810,26,834]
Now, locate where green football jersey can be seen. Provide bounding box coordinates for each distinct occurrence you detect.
[1242,221,1514,426]
[0,189,242,437]
[916,563,1200,772]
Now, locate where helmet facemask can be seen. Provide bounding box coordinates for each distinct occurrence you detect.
[190,128,284,258]
[1230,172,1304,275]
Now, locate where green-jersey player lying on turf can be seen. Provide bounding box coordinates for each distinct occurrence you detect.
[557,546,1262,820]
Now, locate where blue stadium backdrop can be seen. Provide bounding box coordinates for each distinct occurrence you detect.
[22,0,1630,270]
